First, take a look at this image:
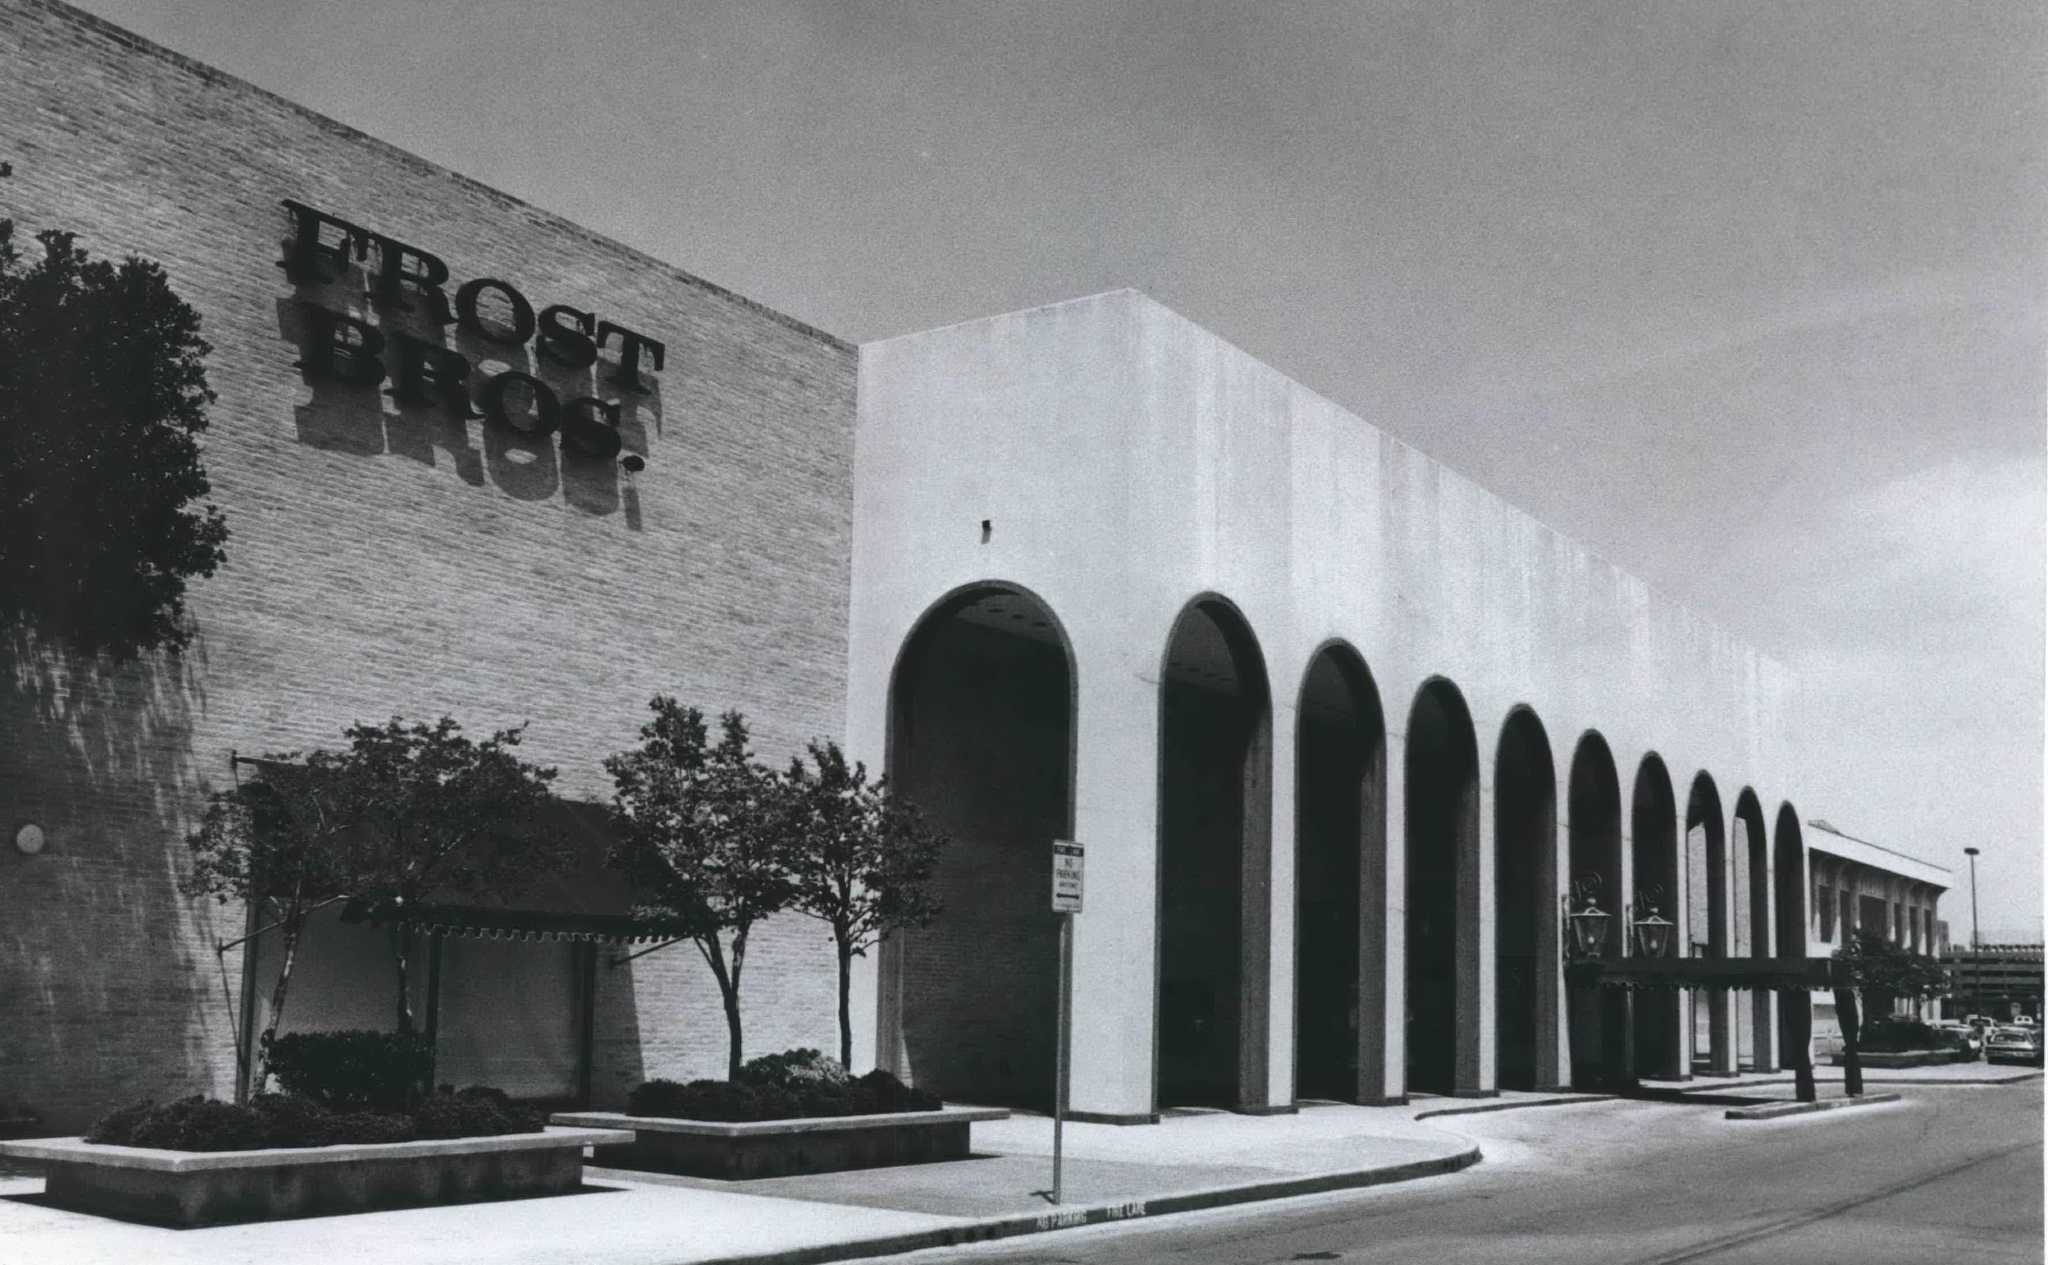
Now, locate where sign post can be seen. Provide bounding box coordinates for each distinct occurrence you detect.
[1050,840,1083,1205]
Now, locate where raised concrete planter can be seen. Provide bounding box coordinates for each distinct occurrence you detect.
[1828,1049,1964,1069]
[552,1106,1008,1178]
[0,1127,623,1226]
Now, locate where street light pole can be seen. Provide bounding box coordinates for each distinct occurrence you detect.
[1964,847,1981,1020]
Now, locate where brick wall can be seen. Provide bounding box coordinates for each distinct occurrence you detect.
[0,0,855,1128]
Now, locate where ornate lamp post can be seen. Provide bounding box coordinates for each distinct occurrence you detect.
[1564,876,1612,962]
[1632,895,1676,959]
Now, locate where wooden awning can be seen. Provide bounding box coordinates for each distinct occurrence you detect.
[339,895,678,944]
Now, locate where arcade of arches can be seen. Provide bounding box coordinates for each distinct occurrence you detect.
[881,583,1817,1112]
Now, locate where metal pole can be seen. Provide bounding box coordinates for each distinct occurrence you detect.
[1965,848,1981,1019]
[1053,911,1070,1204]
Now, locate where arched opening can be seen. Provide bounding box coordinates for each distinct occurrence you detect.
[1686,773,1732,1074]
[1773,805,1811,1086]
[1293,642,1386,1103]
[1403,677,1480,1095]
[1494,707,1557,1092]
[1631,755,1682,1079]
[884,584,1075,1107]
[1733,788,1774,1072]
[1567,733,1627,1089]
[1156,596,1272,1110]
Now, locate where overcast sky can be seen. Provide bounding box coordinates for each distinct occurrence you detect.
[72,0,2045,939]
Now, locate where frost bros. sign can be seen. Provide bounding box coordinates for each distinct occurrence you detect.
[281,199,664,465]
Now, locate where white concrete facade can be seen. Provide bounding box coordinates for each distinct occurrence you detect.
[846,290,1808,1119]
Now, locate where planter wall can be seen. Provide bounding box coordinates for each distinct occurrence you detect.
[552,1107,1008,1179]
[0,1127,623,1226]
[1827,1049,1966,1069]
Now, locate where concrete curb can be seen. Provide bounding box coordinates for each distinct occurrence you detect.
[617,1145,1483,1265]
[1413,1095,1616,1120]
[1724,1093,1902,1120]
[1696,1071,2042,1091]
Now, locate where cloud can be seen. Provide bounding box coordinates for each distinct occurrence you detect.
[1786,454,2043,935]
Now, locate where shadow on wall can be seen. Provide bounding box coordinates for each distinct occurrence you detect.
[273,251,655,530]
[0,626,235,1131]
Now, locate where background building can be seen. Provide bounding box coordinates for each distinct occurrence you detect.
[1946,946,2046,1023]
[1796,820,1950,1042]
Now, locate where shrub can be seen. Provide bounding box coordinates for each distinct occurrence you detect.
[625,1078,694,1118]
[413,1089,541,1140]
[624,1068,940,1121]
[791,1079,853,1117]
[1861,1019,1942,1053]
[852,1069,941,1114]
[738,1048,849,1091]
[86,1100,158,1146]
[251,1093,334,1147]
[120,1097,269,1152]
[682,1080,761,1122]
[746,1084,802,1121]
[80,1085,533,1151]
[325,1112,419,1145]
[265,1030,433,1112]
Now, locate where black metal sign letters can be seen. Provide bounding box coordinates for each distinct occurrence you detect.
[282,199,666,465]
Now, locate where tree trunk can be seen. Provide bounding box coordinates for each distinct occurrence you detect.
[1835,986,1864,1096]
[1782,987,1817,1103]
[255,916,306,1092]
[837,941,854,1071]
[723,987,744,1081]
[393,925,415,1034]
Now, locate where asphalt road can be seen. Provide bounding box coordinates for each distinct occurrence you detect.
[881,1083,2043,1265]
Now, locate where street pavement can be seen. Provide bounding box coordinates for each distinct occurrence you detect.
[875,1082,2043,1265]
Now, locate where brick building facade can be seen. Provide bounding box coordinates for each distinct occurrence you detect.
[1,0,856,1129]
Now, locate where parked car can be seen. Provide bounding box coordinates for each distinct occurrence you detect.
[1985,1026,2044,1066]
[1934,1021,1983,1057]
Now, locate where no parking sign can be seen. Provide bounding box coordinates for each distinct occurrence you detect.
[1052,840,1085,912]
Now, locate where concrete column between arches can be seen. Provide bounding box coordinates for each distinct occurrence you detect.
[1066,668,1161,1123]
[1457,779,1497,1096]
[1263,710,1299,1111]
[1750,844,1779,1074]
[1671,828,1695,1080]
[1364,732,1407,1104]
[1708,838,1738,1074]
[1538,816,1572,1090]
[1616,823,1637,1085]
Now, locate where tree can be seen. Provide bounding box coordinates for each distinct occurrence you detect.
[1831,927,1953,1096]
[779,741,947,1069]
[605,700,791,1080]
[325,717,569,1033]
[183,757,359,1090]
[0,168,229,658]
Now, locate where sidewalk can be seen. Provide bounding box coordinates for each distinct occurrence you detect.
[0,1103,1482,1265]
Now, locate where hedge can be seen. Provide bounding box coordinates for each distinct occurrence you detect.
[85,1087,540,1152]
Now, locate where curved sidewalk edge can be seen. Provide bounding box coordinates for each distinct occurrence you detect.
[680,1146,1482,1265]
[1414,1094,1617,1120]
[1724,1092,1903,1120]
